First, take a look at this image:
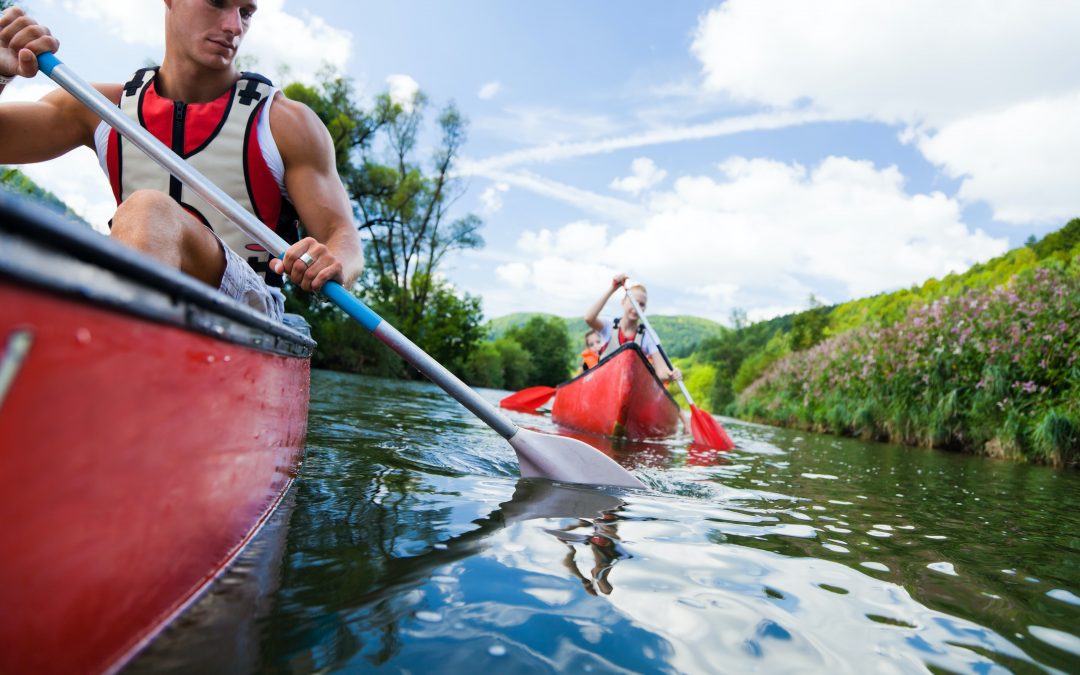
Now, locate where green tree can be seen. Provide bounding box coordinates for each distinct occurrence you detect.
[278,70,486,378]
[352,92,483,338]
[495,338,533,390]
[463,341,504,389]
[409,278,484,377]
[789,294,830,351]
[507,316,573,386]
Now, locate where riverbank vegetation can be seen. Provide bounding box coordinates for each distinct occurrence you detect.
[693,219,1080,467]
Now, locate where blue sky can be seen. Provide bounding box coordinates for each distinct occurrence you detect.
[7,1,1079,323]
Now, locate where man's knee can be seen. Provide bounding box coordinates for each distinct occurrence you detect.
[112,190,183,245]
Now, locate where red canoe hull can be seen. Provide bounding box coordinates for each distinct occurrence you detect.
[0,194,312,675]
[551,344,680,440]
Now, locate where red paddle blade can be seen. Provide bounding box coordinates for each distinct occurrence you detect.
[499,386,557,412]
[689,405,735,451]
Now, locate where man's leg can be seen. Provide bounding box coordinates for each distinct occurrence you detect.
[110,189,225,287]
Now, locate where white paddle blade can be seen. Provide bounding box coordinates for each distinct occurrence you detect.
[508,428,646,489]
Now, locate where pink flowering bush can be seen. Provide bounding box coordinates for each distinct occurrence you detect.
[736,258,1080,466]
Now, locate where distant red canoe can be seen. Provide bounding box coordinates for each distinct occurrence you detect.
[0,193,313,675]
[551,343,681,440]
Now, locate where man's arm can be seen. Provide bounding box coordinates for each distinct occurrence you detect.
[268,94,363,292]
[0,7,107,163]
[584,273,628,332]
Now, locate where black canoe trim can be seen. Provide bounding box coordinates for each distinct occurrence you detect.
[554,342,680,408]
[0,191,314,359]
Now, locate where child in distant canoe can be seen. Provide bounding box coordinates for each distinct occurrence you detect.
[579,329,603,373]
[583,273,681,382]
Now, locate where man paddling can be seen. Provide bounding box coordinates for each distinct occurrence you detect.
[0,1,363,319]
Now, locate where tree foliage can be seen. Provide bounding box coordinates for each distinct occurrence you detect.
[505,316,574,387]
[279,71,486,378]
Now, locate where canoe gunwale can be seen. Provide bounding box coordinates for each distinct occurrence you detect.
[0,191,314,358]
[555,342,679,408]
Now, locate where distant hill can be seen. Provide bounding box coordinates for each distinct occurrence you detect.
[485,312,727,358]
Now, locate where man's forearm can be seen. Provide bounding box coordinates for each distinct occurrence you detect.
[584,288,614,329]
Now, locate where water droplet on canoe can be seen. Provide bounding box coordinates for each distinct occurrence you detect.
[223,355,232,363]
[75,328,91,344]
[212,324,226,335]
[206,355,216,363]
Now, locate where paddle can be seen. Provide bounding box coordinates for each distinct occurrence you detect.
[622,283,736,451]
[499,385,555,412]
[37,53,645,489]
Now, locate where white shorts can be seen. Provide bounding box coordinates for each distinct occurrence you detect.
[216,236,285,321]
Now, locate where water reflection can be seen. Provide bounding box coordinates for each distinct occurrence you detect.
[124,372,1080,673]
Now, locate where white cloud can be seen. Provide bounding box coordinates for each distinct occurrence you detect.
[692,0,1080,127]
[482,156,1007,321]
[60,0,351,82]
[471,106,626,147]
[517,221,609,259]
[478,81,501,100]
[916,92,1080,224]
[479,182,509,215]
[495,262,531,288]
[471,169,646,227]
[463,108,831,173]
[610,157,667,195]
[62,0,165,47]
[386,74,420,112]
[690,0,1080,225]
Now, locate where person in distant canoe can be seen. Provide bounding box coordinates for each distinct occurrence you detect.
[579,329,603,373]
[0,1,363,321]
[584,273,682,383]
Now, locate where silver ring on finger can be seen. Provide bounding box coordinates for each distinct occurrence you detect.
[299,252,315,267]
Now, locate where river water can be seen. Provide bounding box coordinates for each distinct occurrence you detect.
[131,369,1080,673]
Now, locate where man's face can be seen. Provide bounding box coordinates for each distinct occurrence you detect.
[166,0,257,70]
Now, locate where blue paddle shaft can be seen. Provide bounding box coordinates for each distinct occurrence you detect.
[38,52,520,440]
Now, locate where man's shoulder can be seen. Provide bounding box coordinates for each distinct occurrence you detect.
[268,94,323,134]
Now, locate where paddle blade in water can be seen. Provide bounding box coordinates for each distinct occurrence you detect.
[508,428,645,489]
[689,405,735,451]
[499,386,556,412]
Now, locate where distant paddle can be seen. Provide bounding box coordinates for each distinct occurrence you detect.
[499,385,556,412]
[38,53,646,490]
[622,283,736,451]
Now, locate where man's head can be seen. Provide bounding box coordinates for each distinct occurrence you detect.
[164,0,256,71]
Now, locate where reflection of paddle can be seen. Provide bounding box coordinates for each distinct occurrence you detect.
[499,385,556,412]
[622,284,736,451]
[39,53,644,490]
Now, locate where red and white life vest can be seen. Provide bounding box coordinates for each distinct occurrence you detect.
[600,317,645,357]
[102,67,299,286]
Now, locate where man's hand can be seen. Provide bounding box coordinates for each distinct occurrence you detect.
[0,8,60,79]
[270,237,345,292]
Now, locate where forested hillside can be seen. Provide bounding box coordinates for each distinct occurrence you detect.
[487,312,726,358]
